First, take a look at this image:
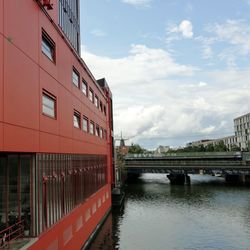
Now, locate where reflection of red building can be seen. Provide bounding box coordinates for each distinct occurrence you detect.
[0,1,113,249]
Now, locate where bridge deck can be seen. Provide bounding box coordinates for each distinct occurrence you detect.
[125,152,250,173]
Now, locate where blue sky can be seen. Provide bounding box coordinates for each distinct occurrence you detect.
[80,0,250,149]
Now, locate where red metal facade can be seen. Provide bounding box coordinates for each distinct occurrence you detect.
[0,0,113,249]
[0,0,111,157]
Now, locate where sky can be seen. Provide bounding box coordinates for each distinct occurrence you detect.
[80,0,250,149]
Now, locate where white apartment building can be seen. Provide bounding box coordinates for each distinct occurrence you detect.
[234,112,250,150]
[186,112,250,151]
[155,145,170,154]
[186,139,214,148]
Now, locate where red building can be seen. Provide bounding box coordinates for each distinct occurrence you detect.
[0,0,114,249]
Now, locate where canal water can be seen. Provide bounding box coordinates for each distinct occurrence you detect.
[89,174,250,250]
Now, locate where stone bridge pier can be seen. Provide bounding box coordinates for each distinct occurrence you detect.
[225,174,250,185]
[167,173,191,185]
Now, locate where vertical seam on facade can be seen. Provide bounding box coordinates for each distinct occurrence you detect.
[2,0,5,148]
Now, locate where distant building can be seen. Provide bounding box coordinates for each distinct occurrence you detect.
[155,145,170,154]
[234,112,250,150]
[116,139,129,155]
[186,139,214,148]
[212,136,237,150]
[186,112,250,151]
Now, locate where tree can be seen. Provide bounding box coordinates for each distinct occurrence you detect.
[230,144,241,152]
[205,143,215,152]
[128,143,145,154]
[214,141,228,152]
[247,141,250,152]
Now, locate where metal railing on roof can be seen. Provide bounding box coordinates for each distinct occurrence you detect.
[0,220,24,249]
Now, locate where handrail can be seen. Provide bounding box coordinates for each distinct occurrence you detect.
[0,220,24,249]
[125,151,243,159]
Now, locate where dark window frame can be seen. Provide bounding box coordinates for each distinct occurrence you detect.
[104,106,107,116]
[90,121,95,135]
[82,116,89,132]
[94,95,99,108]
[95,124,100,137]
[42,29,56,63]
[100,101,103,112]
[72,67,80,88]
[82,79,88,96]
[100,127,103,138]
[73,110,81,129]
[89,88,94,103]
[42,90,57,119]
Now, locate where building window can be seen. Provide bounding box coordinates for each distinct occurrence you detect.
[82,80,88,96]
[89,89,94,103]
[96,125,100,137]
[72,68,80,88]
[100,101,103,112]
[104,106,107,116]
[42,90,56,118]
[100,128,103,138]
[42,30,55,62]
[83,117,88,132]
[90,121,94,135]
[73,110,81,129]
[94,95,99,108]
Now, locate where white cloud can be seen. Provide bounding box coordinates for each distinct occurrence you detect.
[81,45,250,148]
[122,0,151,7]
[90,29,106,37]
[169,20,193,39]
[198,20,250,64]
[82,44,196,86]
[198,81,207,87]
[195,36,216,59]
[210,20,250,54]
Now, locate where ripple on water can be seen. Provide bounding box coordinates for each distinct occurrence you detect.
[90,174,250,250]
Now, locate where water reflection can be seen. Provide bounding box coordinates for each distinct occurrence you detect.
[89,174,250,250]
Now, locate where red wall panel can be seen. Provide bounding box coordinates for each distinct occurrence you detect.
[4,41,39,130]
[39,10,58,79]
[40,68,59,135]
[0,123,3,151]
[28,186,111,250]
[1,0,111,156]
[40,132,60,152]
[58,88,73,138]
[71,56,84,101]
[0,0,3,34]
[4,0,39,63]
[72,140,85,154]
[72,97,83,141]
[59,137,73,153]
[57,39,72,91]
[4,124,39,152]
[0,35,3,122]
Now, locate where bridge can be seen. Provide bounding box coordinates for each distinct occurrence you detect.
[124,151,250,185]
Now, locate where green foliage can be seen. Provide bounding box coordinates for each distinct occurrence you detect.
[230,144,241,152]
[206,143,215,152]
[168,141,240,153]
[214,141,228,152]
[128,143,145,154]
[247,141,250,152]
